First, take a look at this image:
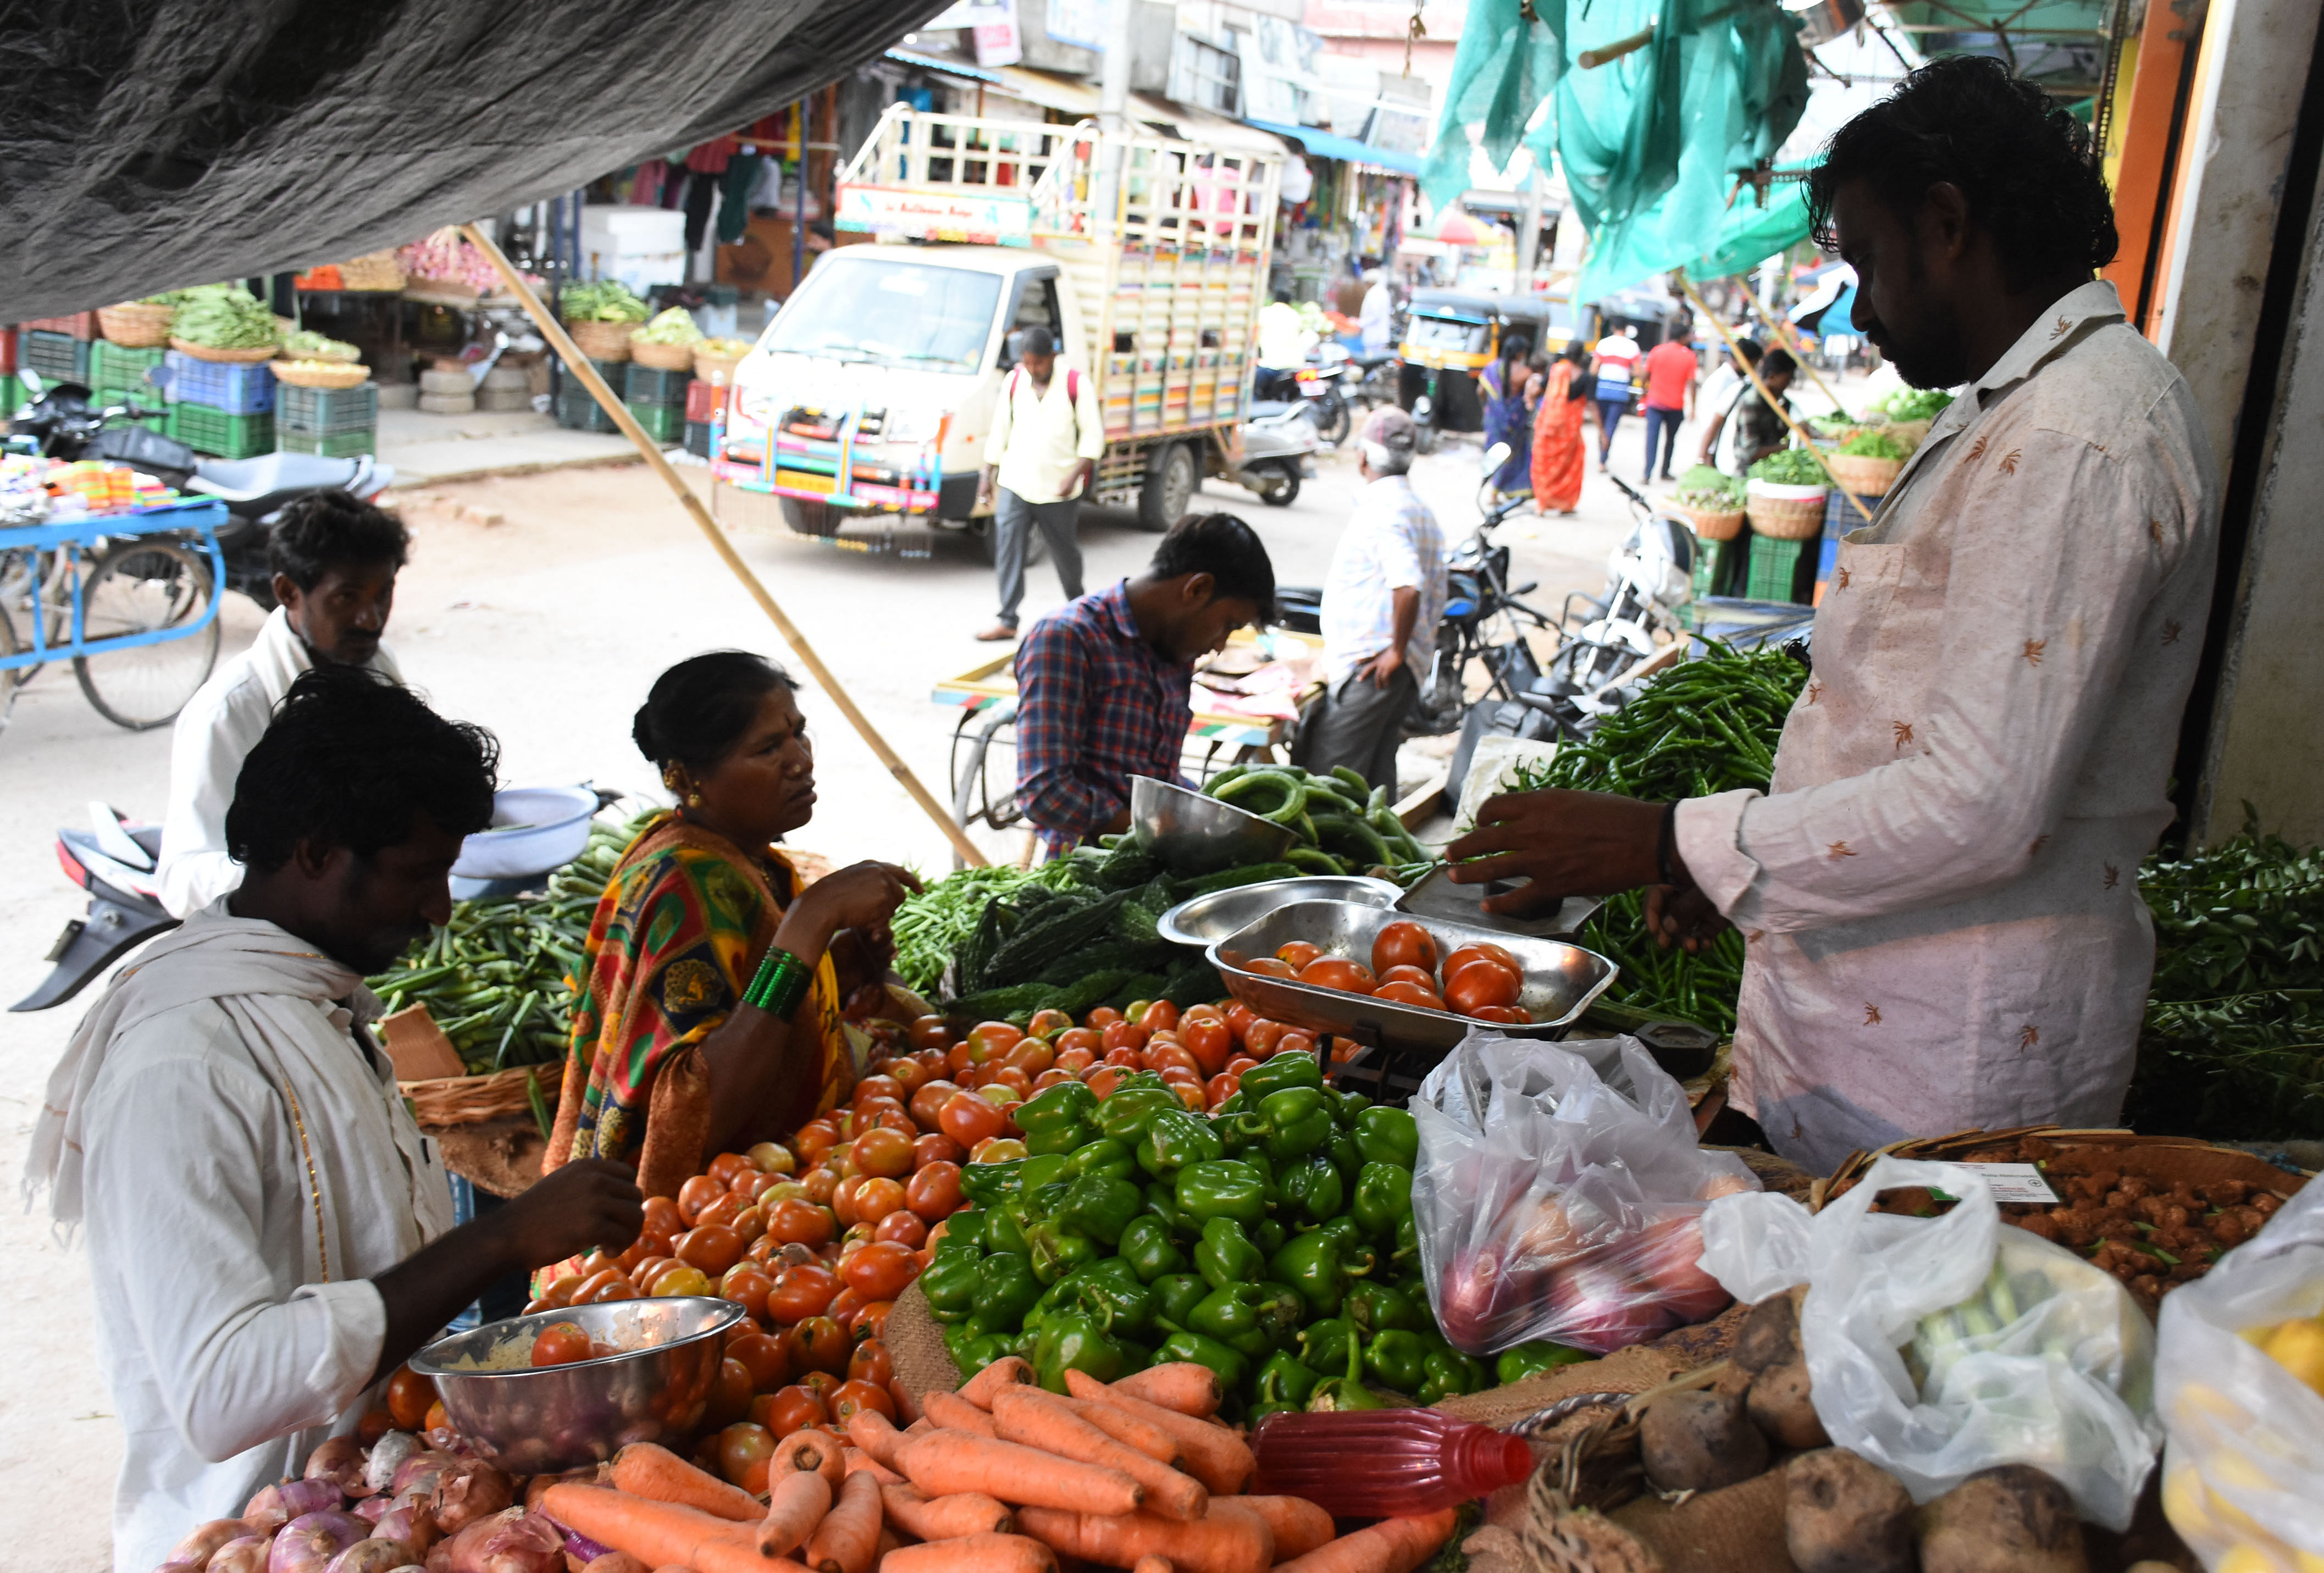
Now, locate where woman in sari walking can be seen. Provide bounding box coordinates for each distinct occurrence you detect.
[1478,336,1536,496]
[1531,339,1590,514]
[546,651,919,1198]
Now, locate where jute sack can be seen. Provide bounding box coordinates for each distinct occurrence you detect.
[888,1281,964,1404]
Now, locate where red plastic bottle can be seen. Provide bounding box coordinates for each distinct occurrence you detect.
[1249,1409,1536,1515]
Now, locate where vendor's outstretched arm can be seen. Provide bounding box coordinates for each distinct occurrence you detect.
[1677,424,2197,932]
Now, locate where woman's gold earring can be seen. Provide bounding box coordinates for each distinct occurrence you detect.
[687,791,703,807]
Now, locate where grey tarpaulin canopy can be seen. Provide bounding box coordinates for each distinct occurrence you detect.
[0,0,951,321]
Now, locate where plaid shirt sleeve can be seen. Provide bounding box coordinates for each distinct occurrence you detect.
[1013,617,1117,843]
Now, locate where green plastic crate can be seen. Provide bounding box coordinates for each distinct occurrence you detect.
[92,340,167,395]
[624,363,691,403]
[1744,535,1817,605]
[556,384,619,433]
[171,401,274,459]
[626,400,685,444]
[277,428,375,458]
[278,381,380,435]
[0,374,19,416]
[1691,536,1740,602]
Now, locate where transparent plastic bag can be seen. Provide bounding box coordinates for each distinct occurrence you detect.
[2154,1177,2324,1571]
[1410,1030,1759,1356]
[1697,1154,2160,1530]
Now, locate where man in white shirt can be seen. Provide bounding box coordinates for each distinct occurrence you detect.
[1297,407,1448,792]
[158,492,409,917]
[1358,269,1394,356]
[975,325,1105,642]
[1442,57,2219,1171]
[1589,324,1642,471]
[29,666,642,1573]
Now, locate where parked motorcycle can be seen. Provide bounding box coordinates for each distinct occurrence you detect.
[1222,401,1320,507]
[8,370,395,609]
[13,805,176,1011]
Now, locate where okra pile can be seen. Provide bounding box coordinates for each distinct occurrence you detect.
[1200,763,1434,880]
[925,1046,1584,1411]
[364,812,650,1075]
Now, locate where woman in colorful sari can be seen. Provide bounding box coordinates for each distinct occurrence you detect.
[546,651,919,1198]
[1530,339,1590,515]
[1477,335,1535,495]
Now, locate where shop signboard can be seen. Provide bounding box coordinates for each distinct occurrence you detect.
[834,184,1034,246]
[925,0,1021,65]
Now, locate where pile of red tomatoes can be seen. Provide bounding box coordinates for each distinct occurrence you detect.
[1233,921,1536,1025]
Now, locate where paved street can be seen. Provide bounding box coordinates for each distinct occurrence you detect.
[0,387,1797,1568]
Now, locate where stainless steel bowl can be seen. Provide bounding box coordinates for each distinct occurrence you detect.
[1206,898,1617,1052]
[1158,874,1403,948]
[411,1296,744,1474]
[1130,776,1296,873]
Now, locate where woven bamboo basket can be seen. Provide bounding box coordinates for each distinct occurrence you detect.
[1816,1123,2309,1210]
[273,358,372,389]
[693,345,749,385]
[341,250,407,291]
[630,335,698,372]
[1743,481,1828,540]
[170,336,278,364]
[1827,452,1904,495]
[98,302,175,347]
[400,1062,560,1126]
[565,319,636,361]
[1678,503,1746,542]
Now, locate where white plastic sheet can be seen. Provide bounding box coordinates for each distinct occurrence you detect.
[1411,1030,1759,1355]
[1698,1154,2160,1530]
[2155,1177,2324,1570]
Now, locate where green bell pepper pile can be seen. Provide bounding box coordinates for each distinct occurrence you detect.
[929,1051,1590,1411]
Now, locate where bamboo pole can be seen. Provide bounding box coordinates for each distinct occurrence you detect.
[1674,274,1877,530]
[458,223,991,868]
[1731,281,1853,423]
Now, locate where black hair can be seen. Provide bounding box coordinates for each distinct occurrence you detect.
[1806,54,2117,287]
[1015,324,1056,358]
[267,490,411,592]
[1734,337,1765,365]
[226,665,498,874]
[1149,512,1276,612]
[1762,348,1798,379]
[633,650,801,773]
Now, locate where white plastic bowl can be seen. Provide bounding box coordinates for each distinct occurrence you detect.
[451,785,600,879]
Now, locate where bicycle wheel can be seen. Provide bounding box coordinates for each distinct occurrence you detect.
[74,539,220,729]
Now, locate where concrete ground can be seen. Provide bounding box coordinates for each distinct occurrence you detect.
[0,384,1832,1569]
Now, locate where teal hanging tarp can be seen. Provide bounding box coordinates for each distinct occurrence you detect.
[1681,168,1815,283]
[1421,0,1809,304]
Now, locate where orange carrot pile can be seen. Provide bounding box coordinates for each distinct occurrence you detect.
[536,1363,1460,1573]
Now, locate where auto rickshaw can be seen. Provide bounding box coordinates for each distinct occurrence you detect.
[1396,289,1576,451]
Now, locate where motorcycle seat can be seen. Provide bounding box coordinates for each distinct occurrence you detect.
[190,452,389,513]
[1352,350,1397,369]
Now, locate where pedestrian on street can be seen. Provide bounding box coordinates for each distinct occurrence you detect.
[1589,322,1641,470]
[1694,337,1764,472]
[1530,339,1591,513]
[975,325,1104,642]
[1294,407,1448,793]
[1730,348,1799,474]
[1639,316,1700,483]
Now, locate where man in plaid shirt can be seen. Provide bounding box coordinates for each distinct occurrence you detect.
[1015,514,1278,852]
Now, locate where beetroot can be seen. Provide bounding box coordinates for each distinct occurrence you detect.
[268,1511,367,1573]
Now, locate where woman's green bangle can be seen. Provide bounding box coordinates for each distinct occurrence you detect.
[744,946,814,1019]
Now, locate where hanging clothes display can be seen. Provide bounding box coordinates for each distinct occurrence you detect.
[718,153,764,243]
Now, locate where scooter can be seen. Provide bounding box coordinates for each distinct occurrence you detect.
[9,370,395,609]
[1221,402,1320,507]
[13,805,176,1011]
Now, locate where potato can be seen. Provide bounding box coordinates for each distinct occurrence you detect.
[1733,1286,1808,1375]
[1784,1448,1914,1573]
[1918,1464,2088,1573]
[1639,1389,1770,1494]
[1747,1356,1830,1449]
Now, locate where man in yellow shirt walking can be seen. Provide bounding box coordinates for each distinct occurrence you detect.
[976,325,1106,641]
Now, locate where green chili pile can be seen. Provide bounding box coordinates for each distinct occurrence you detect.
[1523,644,1808,1034]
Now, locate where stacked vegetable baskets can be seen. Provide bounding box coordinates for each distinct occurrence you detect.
[922,1041,1583,1417]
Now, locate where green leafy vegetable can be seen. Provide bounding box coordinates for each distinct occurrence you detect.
[1747,447,1827,487]
[635,306,705,346]
[1674,463,1744,510]
[169,285,279,350]
[279,328,361,362]
[1882,386,1955,422]
[1835,431,1906,459]
[559,279,651,323]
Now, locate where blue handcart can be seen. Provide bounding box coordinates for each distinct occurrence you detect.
[0,495,228,735]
